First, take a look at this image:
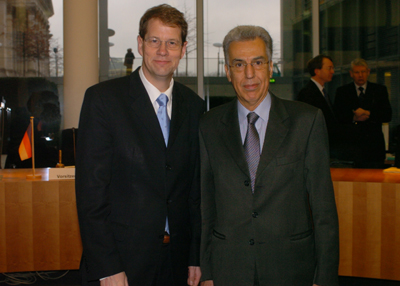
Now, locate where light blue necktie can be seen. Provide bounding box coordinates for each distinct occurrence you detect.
[157,93,170,234]
[156,93,170,146]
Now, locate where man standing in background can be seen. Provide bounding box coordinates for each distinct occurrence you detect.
[334,58,392,168]
[124,48,135,75]
[297,55,339,158]
[76,4,203,286]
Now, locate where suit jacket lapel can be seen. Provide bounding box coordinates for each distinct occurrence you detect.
[168,86,188,148]
[129,70,166,149]
[257,94,289,177]
[220,99,249,177]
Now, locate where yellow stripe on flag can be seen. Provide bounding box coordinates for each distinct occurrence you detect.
[19,124,32,161]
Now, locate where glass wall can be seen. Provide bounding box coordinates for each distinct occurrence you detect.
[204,0,282,109]
[101,0,400,160]
[0,0,63,169]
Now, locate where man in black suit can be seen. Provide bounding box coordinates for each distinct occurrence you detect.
[200,26,339,286]
[76,4,203,286]
[297,55,339,157]
[334,58,392,168]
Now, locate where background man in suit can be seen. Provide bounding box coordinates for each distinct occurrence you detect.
[123,48,135,75]
[297,55,339,158]
[334,58,392,168]
[76,4,203,286]
[199,26,339,286]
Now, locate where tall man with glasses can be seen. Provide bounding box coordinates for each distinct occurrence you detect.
[334,58,392,168]
[199,26,339,286]
[297,55,340,158]
[76,4,203,286]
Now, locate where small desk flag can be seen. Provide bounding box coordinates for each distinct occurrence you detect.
[19,123,32,161]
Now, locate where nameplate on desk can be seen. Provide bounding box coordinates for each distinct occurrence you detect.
[48,168,75,180]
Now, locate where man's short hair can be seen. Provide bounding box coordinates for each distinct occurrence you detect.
[307,55,333,76]
[139,4,188,43]
[351,58,369,70]
[223,25,273,65]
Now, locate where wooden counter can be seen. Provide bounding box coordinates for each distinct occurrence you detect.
[0,168,82,273]
[1,168,399,281]
[331,168,400,281]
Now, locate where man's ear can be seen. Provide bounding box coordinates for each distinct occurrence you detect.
[137,35,144,57]
[180,41,188,59]
[225,65,232,82]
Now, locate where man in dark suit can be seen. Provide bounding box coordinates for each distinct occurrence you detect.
[297,55,339,157]
[200,26,339,286]
[76,5,203,286]
[334,58,392,168]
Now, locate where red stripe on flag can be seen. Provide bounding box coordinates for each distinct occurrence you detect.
[19,123,32,161]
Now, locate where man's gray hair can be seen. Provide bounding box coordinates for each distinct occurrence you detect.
[223,25,273,65]
[351,58,369,70]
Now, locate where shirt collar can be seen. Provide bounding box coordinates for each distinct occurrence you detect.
[237,92,271,124]
[354,82,368,91]
[139,67,174,103]
[311,78,324,94]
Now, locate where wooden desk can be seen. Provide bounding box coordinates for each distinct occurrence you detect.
[331,168,400,280]
[0,168,82,273]
[1,168,399,280]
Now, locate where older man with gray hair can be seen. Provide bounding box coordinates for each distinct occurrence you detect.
[334,58,392,168]
[199,25,339,286]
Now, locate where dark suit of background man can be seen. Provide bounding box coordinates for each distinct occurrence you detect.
[199,25,339,286]
[76,4,203,286]
[297,55,339,158]
[334,58,392,168]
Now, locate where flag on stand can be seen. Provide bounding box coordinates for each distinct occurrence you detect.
[19,123,32,161]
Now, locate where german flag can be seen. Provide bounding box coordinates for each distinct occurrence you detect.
[19,123,32,161]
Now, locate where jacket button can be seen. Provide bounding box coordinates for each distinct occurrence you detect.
[252,212,258,218]
[167,199,172,204]
[249,239,254,245]
[166,165,172,170]
[244,180,250,187]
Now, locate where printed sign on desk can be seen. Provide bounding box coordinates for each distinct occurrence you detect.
[48,167,75,180]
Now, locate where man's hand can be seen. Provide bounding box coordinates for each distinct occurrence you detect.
[353,107,370,122]
[200,280,214,286]
[100,272,128,286]
[188,266,201,286]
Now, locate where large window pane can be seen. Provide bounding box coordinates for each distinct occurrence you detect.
[0,0,63,169]
[319,0,400,153]
[205,0,283,109]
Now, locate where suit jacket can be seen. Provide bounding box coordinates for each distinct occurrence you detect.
[297,80,340,156]
[334,81,392,164]
[199,94,339,286]
[76,68,204,285]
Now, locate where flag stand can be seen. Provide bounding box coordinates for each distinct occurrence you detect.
[26,117,41,180]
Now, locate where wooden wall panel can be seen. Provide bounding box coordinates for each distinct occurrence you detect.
[0,169,81,273]
[4,182,34,272]
[0,182,6,271]
[59,180,82,269]
[334,180,400,281]
[32,181,61,270]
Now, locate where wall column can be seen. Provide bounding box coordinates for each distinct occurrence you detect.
[63,0,98,129]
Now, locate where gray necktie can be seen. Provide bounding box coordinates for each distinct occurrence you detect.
[323,88,333,109]
[359,86,366,105]
[244,112,260,193]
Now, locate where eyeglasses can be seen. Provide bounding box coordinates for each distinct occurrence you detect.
[144,37,182,50]
[229,59,269,72]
